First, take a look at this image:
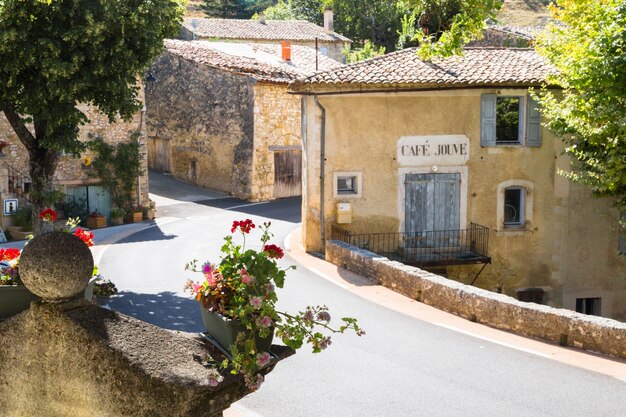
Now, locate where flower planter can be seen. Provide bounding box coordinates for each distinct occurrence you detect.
[1,278,98,319]
[86,216,107,229]
[0,285,40,319]
[200,308,273,352]
[110,216,124,226]
[132,212,143,223]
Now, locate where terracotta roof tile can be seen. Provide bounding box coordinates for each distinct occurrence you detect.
[164,39,343,83]
[182,18,351,43]
[291,47,556,92]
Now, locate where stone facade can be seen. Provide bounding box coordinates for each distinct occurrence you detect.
[326,240,626,360]
[0,93,150,217]
[146,51,305,201]
[299,89,626,321]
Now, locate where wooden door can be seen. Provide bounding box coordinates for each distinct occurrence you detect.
[273,150,302,198]
[405,173,460,247]
[148,137,170,172]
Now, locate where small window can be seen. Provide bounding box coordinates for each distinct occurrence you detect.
[576,297,602,316]
[504,188,524,227]
[496,96,522,144]
[337,176,357,195]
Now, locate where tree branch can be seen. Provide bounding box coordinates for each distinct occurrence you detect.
[2,107,37,152]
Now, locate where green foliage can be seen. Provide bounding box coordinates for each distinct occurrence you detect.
[409,0,504,60]
[533,0,626,207]
[344,40,386,63]
[14,207,33,230]
[89,134,143,211]
[260,0,296,19]
[202,0,272,18]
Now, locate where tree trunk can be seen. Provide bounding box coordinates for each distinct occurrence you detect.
[3,107,60,236]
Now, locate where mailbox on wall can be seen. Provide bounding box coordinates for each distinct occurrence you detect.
[336,202,352,224]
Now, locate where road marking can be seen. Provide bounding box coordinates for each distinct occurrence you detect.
[431,322,554,359]
[224,201,270,210]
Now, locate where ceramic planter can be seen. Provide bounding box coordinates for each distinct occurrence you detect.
[200,308,273,352]
[86,216,107,229]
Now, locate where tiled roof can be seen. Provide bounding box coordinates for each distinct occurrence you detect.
[291,47,555,92]
[163,39,343,83]
[182,18,351,43]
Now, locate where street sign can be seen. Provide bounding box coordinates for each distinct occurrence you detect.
[3,198,18,216]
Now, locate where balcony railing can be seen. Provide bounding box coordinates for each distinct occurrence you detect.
[330,223,491,267]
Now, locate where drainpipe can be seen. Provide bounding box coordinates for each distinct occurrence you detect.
[313,95,326,252]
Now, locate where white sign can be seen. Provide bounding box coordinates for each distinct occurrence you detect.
[397,135,470,166]
[3,199,18,216]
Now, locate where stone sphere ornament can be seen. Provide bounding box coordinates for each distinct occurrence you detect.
[19,231,94,302]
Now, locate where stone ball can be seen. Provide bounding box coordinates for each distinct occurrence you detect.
[19,231,94,302]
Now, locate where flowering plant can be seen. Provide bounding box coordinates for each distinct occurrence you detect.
[0,209,95,286]
[185,219,364,390]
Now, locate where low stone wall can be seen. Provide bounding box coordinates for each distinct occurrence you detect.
[326,240,626,360]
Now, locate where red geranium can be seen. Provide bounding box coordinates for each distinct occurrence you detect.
[263,244,284,259]
[0,248,21,261]
[231,219,255,234]
[74,228,94,247]
[39,208,57,222]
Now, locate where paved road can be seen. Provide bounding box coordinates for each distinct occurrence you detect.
[98,171,626,417]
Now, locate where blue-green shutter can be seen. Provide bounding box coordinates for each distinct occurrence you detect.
[526,95,542,147]
[480,94,497,147]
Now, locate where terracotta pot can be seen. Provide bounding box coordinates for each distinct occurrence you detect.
[200,308,273,352]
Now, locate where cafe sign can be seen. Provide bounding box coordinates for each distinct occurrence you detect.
[397,135,469,166]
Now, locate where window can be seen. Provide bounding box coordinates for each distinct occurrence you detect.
[333,172,362,198]
[497,180,533,232]
[337,176,356,194]
[504,188,524,227]
[481,93,542,147]
[576,297,602,316]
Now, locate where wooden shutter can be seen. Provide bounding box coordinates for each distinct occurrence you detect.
[433,174,461,231]
[405,174,434,235]
[480,94,497,147]
[525,95,542,147]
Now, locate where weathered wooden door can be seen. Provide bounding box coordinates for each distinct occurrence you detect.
[148,137,170,172]
[405,173,460,246]
[273,150,302,198]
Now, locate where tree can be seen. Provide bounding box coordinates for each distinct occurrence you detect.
[533,0,626,207]
[202,0,273,18]
[0,0,183,235]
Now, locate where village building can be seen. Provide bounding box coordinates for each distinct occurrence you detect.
[145,39,342,201]
[0,97,150,230]
[290,47,626,321]
[179,7,350,63]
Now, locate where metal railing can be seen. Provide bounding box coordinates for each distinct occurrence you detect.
[7,165,31,197]
[330,223,491,267]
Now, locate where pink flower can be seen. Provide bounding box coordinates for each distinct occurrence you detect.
[244,374,264,391]
[303,309,314,322]
[319,336,332,350]
[239,269,255,285]
[266,283,275,293]
[208,376,219,387]
[317,311,331,322]
[202,262,212,275]
[250,296,262,309]
[256,352,271,368]
[257,315,272,328]
[192,283,203,293]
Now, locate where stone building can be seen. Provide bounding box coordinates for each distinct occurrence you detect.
[290,47,626,321]
[179,8,350,63]
[145,39,342,201]
[0,93,150,225]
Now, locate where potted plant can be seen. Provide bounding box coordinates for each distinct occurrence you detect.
[131,206,143,223]
[86,209,107,229]
[0,211,97,319]
[7,206,33,241]
[185,219,365,390]
[110,207,125,226]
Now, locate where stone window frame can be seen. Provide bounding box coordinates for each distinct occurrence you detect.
[496,179,534,233]
[333,171,362,199]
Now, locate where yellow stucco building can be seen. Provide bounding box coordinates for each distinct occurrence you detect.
[291,47,626,321]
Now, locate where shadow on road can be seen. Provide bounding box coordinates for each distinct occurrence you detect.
[104,291,202,332]
[196,196,302,224]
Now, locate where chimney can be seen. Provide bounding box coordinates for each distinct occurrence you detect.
[324,6,334,33]
[258,12,266,25]
[281,41,291,62]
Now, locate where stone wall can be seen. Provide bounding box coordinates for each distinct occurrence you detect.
[0,94,150,205]
[146,52,255,199]
[251,83,302,201]
[326,240,626,359]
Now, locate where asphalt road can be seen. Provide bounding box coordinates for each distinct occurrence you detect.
[98,172,626,417]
